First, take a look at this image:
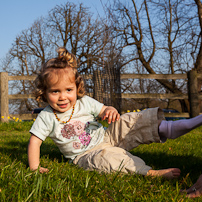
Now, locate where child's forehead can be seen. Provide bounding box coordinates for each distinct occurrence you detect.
[47,68,75,86]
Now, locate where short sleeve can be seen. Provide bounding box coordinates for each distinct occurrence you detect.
[29,112,53,141]
[81,96,104,117]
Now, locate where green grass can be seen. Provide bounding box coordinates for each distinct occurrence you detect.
[1,121,202,201]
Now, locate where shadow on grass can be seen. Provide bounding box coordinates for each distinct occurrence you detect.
[0,138,64,166]
[1,138,202,182]
[130,150,202,181]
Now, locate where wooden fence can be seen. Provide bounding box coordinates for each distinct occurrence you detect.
[1,70,202,122]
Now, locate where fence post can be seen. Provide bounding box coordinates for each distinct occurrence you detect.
[188,69,199,118]
[0,72,9,122]
[93,70,103,103]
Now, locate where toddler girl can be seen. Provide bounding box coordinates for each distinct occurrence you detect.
[28,47,202,179]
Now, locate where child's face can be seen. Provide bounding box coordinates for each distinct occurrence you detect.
[45,73,77,113]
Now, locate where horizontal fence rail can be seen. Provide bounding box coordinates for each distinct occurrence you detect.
[0,71,202,122]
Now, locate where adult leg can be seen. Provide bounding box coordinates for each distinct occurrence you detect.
[159,115,202,140]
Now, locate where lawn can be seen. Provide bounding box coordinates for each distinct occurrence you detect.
[0,121,202,201]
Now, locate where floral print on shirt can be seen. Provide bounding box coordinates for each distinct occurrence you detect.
[61,124,76,139]
[61,120,91,149]
[73,142,81,149]
[72,120,86,136]
[79,132,91,146]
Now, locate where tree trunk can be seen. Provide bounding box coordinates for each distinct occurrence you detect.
[194,0,202,92]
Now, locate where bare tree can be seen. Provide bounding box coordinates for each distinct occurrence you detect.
[2,2,108,114]
[193,0,202,92]
[2,18,51,112]
[107,0,199,111]
[47,2,107,74]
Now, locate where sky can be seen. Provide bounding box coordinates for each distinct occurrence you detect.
[0,0,107,61]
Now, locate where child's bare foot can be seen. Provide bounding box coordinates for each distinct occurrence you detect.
[147,168,181,179]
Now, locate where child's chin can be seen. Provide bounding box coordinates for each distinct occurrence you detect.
[57,108,68,113]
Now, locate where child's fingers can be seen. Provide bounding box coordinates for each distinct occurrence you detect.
[39,167,49,173]
[107,113,113,124]
[102,114,108,121]
[102,108,120,124]
[116,113,120,121]
[102,110,110,120]
[111,112,120,122]
[107,111,120,124]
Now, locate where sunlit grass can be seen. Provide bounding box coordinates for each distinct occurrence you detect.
[0,122,202,201]
[0,120,34,131]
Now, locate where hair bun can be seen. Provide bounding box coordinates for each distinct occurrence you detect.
[57,47,77,68]
[57,47,67,59]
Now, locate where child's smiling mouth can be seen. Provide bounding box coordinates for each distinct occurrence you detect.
[57,103,68,108]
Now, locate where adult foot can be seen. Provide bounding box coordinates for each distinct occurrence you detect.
[181,174,202,198]
[147,168,181,179]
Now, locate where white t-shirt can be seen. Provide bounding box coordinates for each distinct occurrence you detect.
[30,96,105,159]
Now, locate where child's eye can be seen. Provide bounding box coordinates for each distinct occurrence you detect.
[52,90,59,94]
[67,89,72,92]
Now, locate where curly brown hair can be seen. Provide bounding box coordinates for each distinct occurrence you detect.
[35,47,85,102]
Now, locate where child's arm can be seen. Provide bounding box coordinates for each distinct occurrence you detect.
[28,134,49,173]
[99,105,120,124]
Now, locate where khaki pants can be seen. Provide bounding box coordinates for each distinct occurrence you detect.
[73,108,165,175]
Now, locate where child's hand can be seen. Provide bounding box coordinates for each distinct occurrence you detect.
[39,167,49,173]
[30,166,49,173]
[102,106,120,124]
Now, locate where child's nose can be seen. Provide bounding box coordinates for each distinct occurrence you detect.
[59,92,67,100]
